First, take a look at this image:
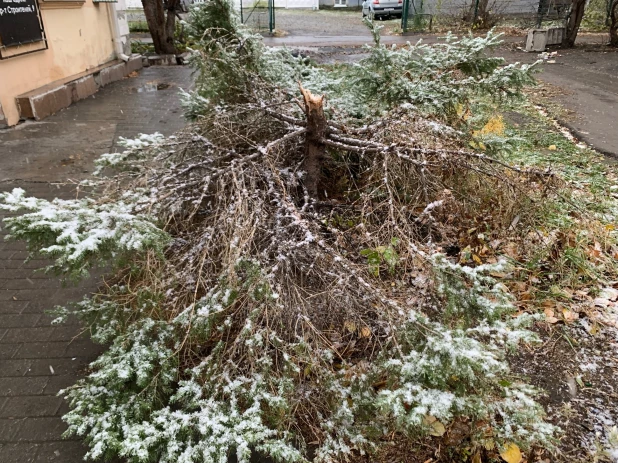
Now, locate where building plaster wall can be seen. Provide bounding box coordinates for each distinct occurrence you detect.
[0,0,117,126]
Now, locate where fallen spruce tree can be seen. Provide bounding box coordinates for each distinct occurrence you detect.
[1,2,593,462]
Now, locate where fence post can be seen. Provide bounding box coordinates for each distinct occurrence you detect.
[608,0,615,25]
[401,0,409,32]
[269,0,274,33]
[473,0,480,22]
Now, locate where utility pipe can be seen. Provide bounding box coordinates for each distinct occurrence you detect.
[107,2,130,62]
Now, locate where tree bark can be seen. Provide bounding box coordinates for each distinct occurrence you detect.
[141,0,178,55]
[562,0,586,47]
[473,0,491,26]
[300,86,327,198]
[164,0,181,52]
[610,0,618,47]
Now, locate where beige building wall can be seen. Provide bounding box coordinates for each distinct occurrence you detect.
[0,1,118,126]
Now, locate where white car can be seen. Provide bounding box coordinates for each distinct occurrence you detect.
[362,0,403,19]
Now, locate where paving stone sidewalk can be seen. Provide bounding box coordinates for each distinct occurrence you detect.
[0,66,193,462]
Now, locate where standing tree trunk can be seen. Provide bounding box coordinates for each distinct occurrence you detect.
[472,0,491,26]
[610,0,618,46]
[300,85,327,198]
[141,0,180,55]
[563,0,586,47]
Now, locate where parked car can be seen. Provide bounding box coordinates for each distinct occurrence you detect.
[362,0,403,19]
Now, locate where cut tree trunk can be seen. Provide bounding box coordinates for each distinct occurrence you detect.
[300,85,327,198]
[563,0,586,47]
[141,0,178,55]
[610,0,618,47]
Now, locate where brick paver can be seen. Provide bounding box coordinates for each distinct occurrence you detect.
[0,66,193,183]
[0,66,193,462]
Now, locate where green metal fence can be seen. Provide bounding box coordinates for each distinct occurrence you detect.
[401,0,433,32]
[239,0,275,33]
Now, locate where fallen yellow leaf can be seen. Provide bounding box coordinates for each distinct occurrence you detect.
[423,415,446,437]
[562,309,579,323]
[359,326,372,338]
[548,145,557,151]
[484,438,495,450]
[544,307,559,323]
[500,442,522,463]
[343,320,356,333]
[520,291,533,301]
[512,281,526,292]
[430,420,446,436]
[479,115,505,136]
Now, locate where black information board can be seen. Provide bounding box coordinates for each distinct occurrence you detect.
[0,0,44,47]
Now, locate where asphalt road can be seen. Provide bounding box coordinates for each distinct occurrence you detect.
[518,47,618,157]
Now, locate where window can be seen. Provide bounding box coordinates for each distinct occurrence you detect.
[0,0,47,59]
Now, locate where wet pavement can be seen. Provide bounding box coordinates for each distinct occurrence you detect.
[0,65,193,462]
[0,66,193,183]
[520,46,618,156]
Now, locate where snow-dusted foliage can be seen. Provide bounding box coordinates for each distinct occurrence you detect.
[183,6,535,122]
[0,1,559,462]
[346,29,536,117]
[94,133,166,174]
[0,188,168,279]
[375,257,551,445]
[55,251,554,463]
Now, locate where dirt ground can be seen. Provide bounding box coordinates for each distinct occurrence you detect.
[511,323,618,462]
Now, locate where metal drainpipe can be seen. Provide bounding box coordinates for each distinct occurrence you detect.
[107,2,130,62]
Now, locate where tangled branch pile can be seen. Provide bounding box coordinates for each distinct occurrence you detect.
[1,3,570,462]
